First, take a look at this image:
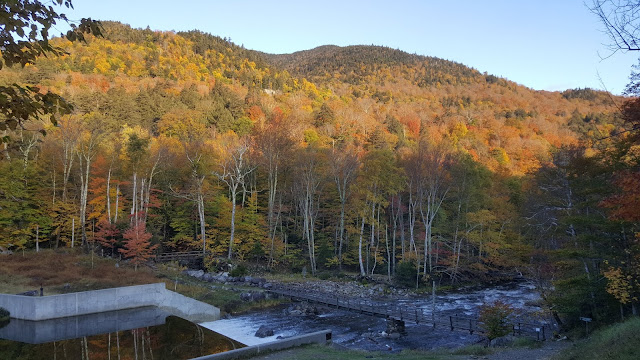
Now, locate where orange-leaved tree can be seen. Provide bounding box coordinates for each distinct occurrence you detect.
[121,222,157,270]
[95,220,120,257]
[601,170,640,315]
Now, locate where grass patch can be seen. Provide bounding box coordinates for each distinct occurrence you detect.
[450,344,493,356]
[0,250,287,315]
[0,249,167,294]
[244,344,450,360]
[511,337,542,349]
[554,317,640,360]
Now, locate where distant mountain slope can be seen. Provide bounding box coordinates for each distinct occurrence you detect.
[262,45,486,87]
[1,21,622,174]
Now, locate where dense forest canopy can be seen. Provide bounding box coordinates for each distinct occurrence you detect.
[1,20,639,329]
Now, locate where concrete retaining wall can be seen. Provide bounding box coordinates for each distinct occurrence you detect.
[191,330,332,360]
[0,306,168,344]
[159,289,221,322]
[0,283,219,322]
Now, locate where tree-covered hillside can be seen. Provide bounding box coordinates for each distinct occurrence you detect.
[1,20,637,330]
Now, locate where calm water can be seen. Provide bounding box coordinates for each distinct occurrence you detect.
[0,307,244,360]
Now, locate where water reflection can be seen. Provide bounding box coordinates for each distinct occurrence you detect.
[0,307,167,344]
[0,308,244,360]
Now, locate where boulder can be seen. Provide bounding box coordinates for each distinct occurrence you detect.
[254,325,274,338]
[252,292,266,301]
[202,273,214,282]
[386,318,405,334]
[240,291,267,302]
[185,269,205,279]
[286,303,319,316]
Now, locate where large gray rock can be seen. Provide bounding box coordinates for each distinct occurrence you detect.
[185,269,205,279]
[286,303,319,316]
[240,292,266,302]
[254,325,274,338]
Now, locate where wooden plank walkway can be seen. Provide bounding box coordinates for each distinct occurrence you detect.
[155,251,206,262]
[268,285,547,340]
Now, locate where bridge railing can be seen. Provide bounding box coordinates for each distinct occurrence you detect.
[155,251,207,262]
[448,314,546,340]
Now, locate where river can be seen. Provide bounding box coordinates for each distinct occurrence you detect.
[201,281,548,352]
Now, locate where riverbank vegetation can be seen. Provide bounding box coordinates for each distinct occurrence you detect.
[0,9,639,335]
[0,249,158,294]
[0,249,281,314]
[553,317,640,360]
[0,307,9,323]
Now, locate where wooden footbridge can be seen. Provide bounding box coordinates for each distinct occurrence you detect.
[267,285,547,340]
[155,251,206,263]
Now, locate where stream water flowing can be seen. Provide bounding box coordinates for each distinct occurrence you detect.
[201,281,548,352]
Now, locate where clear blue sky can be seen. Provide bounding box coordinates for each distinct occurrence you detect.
[64,0,639,94]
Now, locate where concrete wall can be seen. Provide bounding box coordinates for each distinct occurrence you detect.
[159,289,220,323]
[0,283,219,322]
[191,330,332,360]
[0,306,168,344]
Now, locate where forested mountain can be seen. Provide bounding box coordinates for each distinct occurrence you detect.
[1,21,637,329]
[264,44,482,87]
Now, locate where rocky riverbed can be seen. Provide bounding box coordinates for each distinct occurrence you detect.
[187,270,551,352]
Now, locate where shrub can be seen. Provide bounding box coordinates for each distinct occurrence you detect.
[0,307,9,321]
[479,300,514,340]
[395,261,418,287]
[230,264,248,277]
[317,272,330,280]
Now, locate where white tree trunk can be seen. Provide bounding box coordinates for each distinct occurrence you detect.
[358,215,366,276]
[228,184,238,259]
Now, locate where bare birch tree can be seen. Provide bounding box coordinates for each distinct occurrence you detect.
[255,119,293,266]
[417,141,452,275]
[293,148,325,275]
[330,144,359,270]
[214,135,254,259]
[76,115,105,248]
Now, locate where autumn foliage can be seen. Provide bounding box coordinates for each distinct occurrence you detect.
[120,222,157,270]
[601,171,640,222]
[0,21,635,322]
